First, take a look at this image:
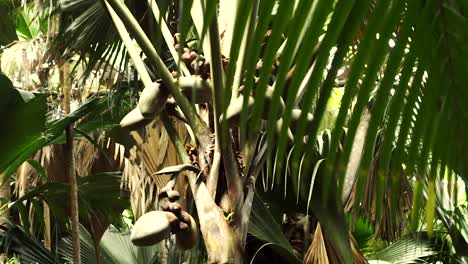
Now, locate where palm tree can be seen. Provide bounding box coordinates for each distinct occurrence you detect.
[1,0,467,263]
[98,0,467,262]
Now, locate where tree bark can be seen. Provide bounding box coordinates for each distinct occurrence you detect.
[43,201,51,250]
[61,62,81,264]
[66,125,80,264]
[0,180,9,262]
[0,179,10,223]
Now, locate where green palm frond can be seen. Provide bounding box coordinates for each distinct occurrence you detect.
[435,180,468,257]
[60,225,160,264]
[368,238,436,264]
[8,172,127,223]
[0,218,57,264]
[251,0,466,253]
[36,0,468,261]
[248,194,300,263]
[0,73,47,182]
[61,224,208,263]
[56,0,124,82]
[0,77,130,181]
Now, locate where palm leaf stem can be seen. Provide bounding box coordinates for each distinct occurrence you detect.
[208,13,244,214]
[104,0,212,151]
[62,62,81,264]
[241,141,269,246]
[147,0,191,76]
[206,15,224,198]
[160,112,238,262]
[103,5,228,243]
[104,1,152,87]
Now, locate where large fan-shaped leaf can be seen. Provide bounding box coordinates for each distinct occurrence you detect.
[369,238,436,264]
[248,194,300,263]
[0,73,47,182]
[60,225,160,264]
[0,219,57,264]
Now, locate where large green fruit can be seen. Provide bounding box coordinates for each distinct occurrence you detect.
[261,86,285,120]
[131,211,173,246]
[220,95,255,128]
[290,109,313,130]
[120,107,151,129]
[138,82,168,118]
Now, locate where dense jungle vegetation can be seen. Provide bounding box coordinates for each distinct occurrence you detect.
[0,0,467,263]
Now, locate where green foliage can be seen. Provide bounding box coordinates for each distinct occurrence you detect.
[8,172,128,227]
[368,238,436,264]
[0,219,160,264]
[437,203,468,258]
[0,73,47,182]
[0,219,58,264]
[248,194,300,263]
[0,2,17,45]
[62,221,208,263]
[15,6,49,40]
[348,215,374,251]
[59,225,160,264]
[0,77,130,182]
[2,0,468,261]
[0,95,105,182]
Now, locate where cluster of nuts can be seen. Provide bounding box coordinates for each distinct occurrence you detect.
[121,33,313,147]
[130,181,197,250]
[185,144,198,166]
[179,47,211,79]
[173,34,210,79]
[173,34,229,80]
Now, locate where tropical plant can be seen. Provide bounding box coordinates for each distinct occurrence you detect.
[83,0,467,262]
[0,0,467,263]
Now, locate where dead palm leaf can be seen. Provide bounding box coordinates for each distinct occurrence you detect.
[122,119,189,219]
[1,38,47,90]
[304,223,329,264]
[304,222,368,264]
[14,137,125,247]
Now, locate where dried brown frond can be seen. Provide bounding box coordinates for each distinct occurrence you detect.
[15,145,67,197]
[122,119,189,219]
[1,38,47,90]
[349,233,368,264]
[74,140,98,177]
[15,137,123,198]
[304,222,368,264]
[304,223,329,264]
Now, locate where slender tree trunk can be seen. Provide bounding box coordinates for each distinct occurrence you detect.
[159,242,167,264]
[43,201,51,250]
[0,180,8,262]
[66,124,80,264]
[0,179,10,222]
[61,62,81,264]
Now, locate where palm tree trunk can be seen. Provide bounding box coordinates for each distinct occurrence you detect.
[43,201,51,250]
[61,62,81,264]
[0,179,10,223]
[66,125,80,264]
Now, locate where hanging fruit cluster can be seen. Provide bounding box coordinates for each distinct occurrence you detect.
[131,180,197,250]
[125,31,318,252]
